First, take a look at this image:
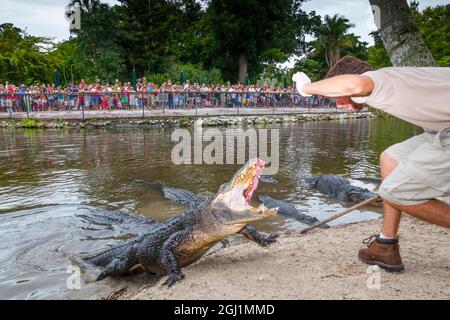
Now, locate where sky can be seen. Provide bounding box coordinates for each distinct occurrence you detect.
[0,0,447,67]
[0,0,119,41]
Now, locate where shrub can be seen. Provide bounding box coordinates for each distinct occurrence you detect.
[19,118,44,128]
[179,116,191,127]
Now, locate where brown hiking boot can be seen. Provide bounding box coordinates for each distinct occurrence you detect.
[358,235,405,272]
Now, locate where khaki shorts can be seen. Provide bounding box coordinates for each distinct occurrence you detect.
[379,127,450,206]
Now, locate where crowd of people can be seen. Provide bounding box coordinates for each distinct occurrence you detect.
[0,78,336,113]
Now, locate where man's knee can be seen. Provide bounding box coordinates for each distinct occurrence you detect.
[378,166,443,206]
[380,151,398,178]
[380,151,396,166]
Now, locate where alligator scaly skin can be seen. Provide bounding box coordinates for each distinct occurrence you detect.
[258,195,328,227]
[153,181,207,209]
[78,209,159,226]
[307,175,376,203]
[259,175,279,185]
[352,177,382,186]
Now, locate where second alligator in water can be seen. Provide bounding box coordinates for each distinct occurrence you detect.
[257,195,328,227]
[306,175,382,206]
[259,175,279,184]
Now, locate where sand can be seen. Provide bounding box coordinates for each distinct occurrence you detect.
[117,216,449,300]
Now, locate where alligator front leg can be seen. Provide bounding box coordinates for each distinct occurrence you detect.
[240,225,278,247]
[160,230,190,287]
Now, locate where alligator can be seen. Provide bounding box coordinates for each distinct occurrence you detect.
[257,195,329,227]
[82,158,278,286]
[352,177,382,185]
[259,175,279,185]
[78,209,158,226]
[306,175,382,206]
[152,182,208,209]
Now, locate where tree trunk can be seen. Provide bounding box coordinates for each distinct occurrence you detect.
[238,52,248,84]
[324,47,330,67]
[331,45,341,67]
[369,0,436,67]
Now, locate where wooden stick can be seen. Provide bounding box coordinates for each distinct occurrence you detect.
[300,194,380,234]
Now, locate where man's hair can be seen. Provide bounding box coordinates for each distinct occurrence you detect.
[325,55,374,78]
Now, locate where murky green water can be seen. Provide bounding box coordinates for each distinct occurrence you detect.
[0,118,420,299]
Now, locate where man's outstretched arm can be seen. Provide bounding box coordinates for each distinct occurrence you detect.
[302,75,375,97]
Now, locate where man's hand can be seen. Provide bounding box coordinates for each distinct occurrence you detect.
[292,72,312,96]
[336,96,364,112]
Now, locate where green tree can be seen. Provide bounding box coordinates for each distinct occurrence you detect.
[367,31,392,69]
[312,14,355,67]
[166,63,223,84]
[145,62,223,85]
[47,40,92,84]
[0,23,52,84]
[340,33,368,61]
[116,0,203,77]
[291,58,328,82]
[295,15,367,80]
[70,2,127,82]
[178,14,216,68]
[205,0,314,83]
[411,2,450,66]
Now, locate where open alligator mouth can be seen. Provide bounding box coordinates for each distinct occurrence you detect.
[243,158,264,205]
[213,158,276,218]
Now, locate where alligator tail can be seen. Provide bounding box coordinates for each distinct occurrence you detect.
[83,238,140,267]
[78,211,159,226]
[353,177,382,186]
[77,213,125,226]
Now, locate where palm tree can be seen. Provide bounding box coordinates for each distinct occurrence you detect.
[313,14,355,67]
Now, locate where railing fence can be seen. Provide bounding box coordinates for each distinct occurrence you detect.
[0,92,338,117]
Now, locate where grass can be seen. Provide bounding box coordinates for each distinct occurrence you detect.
[179,116,191,127]
[19,118,44,128]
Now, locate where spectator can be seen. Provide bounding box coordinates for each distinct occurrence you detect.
[0,78,339,113]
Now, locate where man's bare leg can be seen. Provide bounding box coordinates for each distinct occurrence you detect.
[358,152,405,271]
[380,152,402,238]
[384,199,450,229]
[359,150,450,272]
[380,152,450,229]
[358,152,405,272]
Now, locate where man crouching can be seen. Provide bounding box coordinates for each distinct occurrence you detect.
[293,56,450,272]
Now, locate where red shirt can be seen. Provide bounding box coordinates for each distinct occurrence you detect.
[6,87,14,100]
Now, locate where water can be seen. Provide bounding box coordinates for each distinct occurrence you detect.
[0,118,420,299]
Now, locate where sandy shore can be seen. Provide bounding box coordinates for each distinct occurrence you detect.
[118,216,449,300]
